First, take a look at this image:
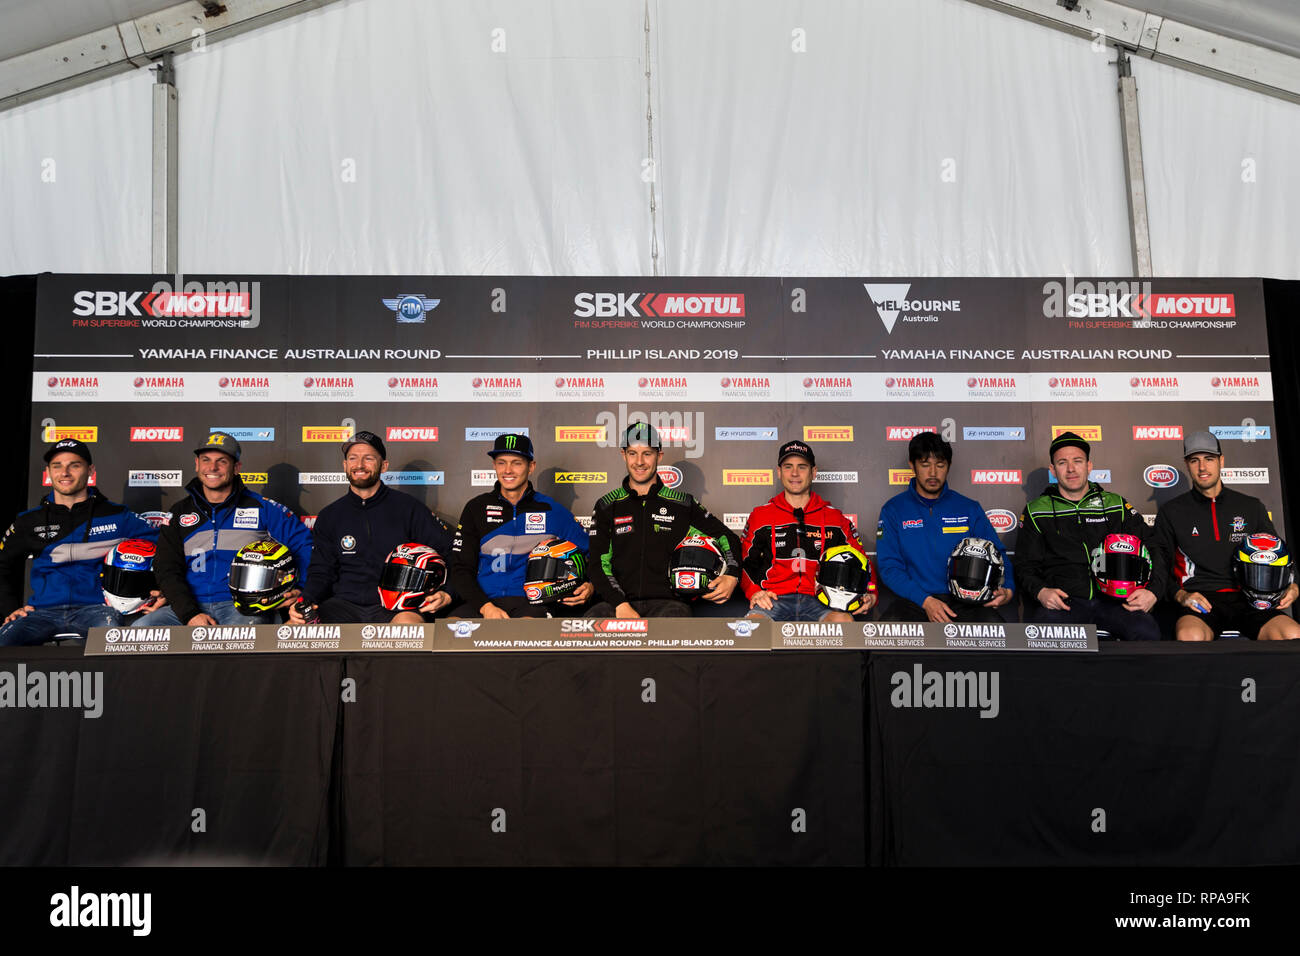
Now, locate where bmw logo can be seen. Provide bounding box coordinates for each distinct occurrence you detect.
[341,535,356,550]
[192,627,208,641]
[943,624,958,638]
[361,625,377,640]
[781,623,796,637]
[1025,625,1039,639]
[276,625,292,639]
[105,628,121,643]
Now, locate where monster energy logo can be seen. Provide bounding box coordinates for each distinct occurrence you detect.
[503,435,518,449]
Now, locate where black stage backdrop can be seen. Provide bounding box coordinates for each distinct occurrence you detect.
[0,274,37,523]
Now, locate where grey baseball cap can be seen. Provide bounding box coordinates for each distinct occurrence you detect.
[1183,430,1222,458]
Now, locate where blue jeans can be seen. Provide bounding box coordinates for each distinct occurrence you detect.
[132,600,272,628]
[748,593,841,622]
[0,604,121,646]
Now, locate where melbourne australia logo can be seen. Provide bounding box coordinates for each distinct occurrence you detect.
[863,283,960,334]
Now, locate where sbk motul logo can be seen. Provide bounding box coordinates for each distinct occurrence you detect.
[1133,425,1183,440]
[560,618,650,633]
[887,426,937,441]
[130,427,183,441]
[971,469,1022,484]
[72,290,250,316]
[386,427,438,441]
[573,292,745,317]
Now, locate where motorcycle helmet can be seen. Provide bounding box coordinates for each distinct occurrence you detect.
[523,537,586,605]
[669,534,726,598]
[1090,532,1152,599]
[1235,532,1294,610]
[100,538,158,614]
[816,545,872,612]
[947,537,1005,604]
[378,543,448,611]
[229,539,298,613]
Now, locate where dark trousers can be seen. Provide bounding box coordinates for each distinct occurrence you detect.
[586,598,691,618]
[1032,597,1161,641]
[470,595,580,619]
[884,594,1006,624]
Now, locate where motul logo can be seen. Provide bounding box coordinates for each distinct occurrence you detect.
[1147,293,1235,317]
[659,426,691,440]
[971,469,1022,484]
[884,377,934,388]
[639,377,687,388]
[573,292,745,317]
[556,376,605,388]
[597,619,649,632]
[1130,376,1179,388]
[721,376,771,388]
[386,427,439,441]
[387,377,437,388]
[473,377,523,388]
[967,377,1015,388]
[1049,376,1098,388]
[220,376,269,388]
[886,426,937,441]
[803,377,852,388]
[1133,426,1183,440]
[130,427,183,441]
[133,376,183,388]
[1212,376,1260,388]
[48,377,99,388]
[72,290,250,316]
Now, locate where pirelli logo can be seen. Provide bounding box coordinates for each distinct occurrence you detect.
[554,472,608,484]
[555,426,607,442]
[723,469,772,486]
[1051,425,1102,441]
[889,469,915,485]
[302,426,353,442]
[242,472,268,484]
[803,426,853,441]
[43,426,97,442]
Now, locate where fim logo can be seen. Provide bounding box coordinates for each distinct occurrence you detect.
[890,664,1000,719]
[382,293,440,323]
[447,621,481,638]
[727,620,761,638]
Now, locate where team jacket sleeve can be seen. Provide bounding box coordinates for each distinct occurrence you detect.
[300,513,338,606]
[263,499,313,585]
[153,518,202,623]
[556,508,590,557]
[1149,507,1178,600]
[1122,499,1165,598]
[739,509,770,600]
[691,498,741,576]
[449,505,490,612]
[123,510,160,543]
[0,521,30,617]
[1013,503,1049,602]
[874,502,931,609]
[588,499,627,608]
[971,507,1015,594]
[412,507,459,602]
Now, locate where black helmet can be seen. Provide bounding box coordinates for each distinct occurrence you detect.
[1235,532,1294,609]
[947,537,1004,604]
[229,539,298,613]
[669,535,726,598]
[815,546,872,612]
[523,538,586,605]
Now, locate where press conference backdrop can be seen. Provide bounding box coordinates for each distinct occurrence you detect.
[28,276,1281,551]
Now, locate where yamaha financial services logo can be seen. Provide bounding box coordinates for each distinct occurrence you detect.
[943,624,959,637]
[862,622,877,637]
[105,628,121,643]
[362,625,377,640]
[1025,625,1039,639]
[781,623,796,637]
[277,626,292,639]
[191,627,207,641]
[726,620,761,638]
[447,621,481,638]
[382,293,440,323]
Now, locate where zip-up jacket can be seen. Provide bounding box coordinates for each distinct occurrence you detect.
[301,481,455,608]
[0,489,158,617]
[589,476,740,606]
[1150,484,1275,598]
[741,491,868,599]
[155,476,313,622]
[876,480,1014,608]
[450,482,589,612]
[1016,481,1164,601]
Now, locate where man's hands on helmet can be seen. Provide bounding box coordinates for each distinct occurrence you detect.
[853,592,877,614]
[703,573,738,604]
[419,590,451,614]
[922,596,957,622]
[561,581,594,606]
[1279,582,1298,609]
[1124,588,1157,612]
[984,588,1013,609]
[136,590,167,614]
[1037,587,1071,611]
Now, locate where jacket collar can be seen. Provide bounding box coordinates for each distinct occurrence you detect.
[186,475,247,511]
[768,490,827,515]
[346,480,390,508]
[494,480,535,505]
[907,479,951,507]
[1042,480,1103,504]
[623,474,663,498]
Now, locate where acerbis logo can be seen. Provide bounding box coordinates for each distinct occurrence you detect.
[863,283,959,334]
[986,509,1018,533]
[1133,425,1183,440]
[381,293,440,323]
[1143,464,1179,488]
[573,292,745,318]
[658,466,683,488]
[129,426,183,441]
[886,426,936,441]
[554,472,607,484]
[386,427,439,441]
[971,469,1022,485]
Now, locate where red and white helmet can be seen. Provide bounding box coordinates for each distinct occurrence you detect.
[378,543,448,611]
[100,538,158,614]
[1090,532,1152,599]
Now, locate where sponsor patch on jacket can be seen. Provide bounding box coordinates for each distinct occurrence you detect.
[615,516,633,525]
[902,518,924,529]
[525,513,546,533]
[615,525,633,535]
[179,513,200,528]
[941,516,969,534]
[233,507,259,529]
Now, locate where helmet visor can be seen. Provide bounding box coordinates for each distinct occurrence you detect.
[1102,553,1149,586]
[673,546,723,576]
[950,555,999,593]
[1239,561,1288,596]
[379,562,433,595]
[817,559,868,594]
[101,564,155,598]
[229,562,282,593]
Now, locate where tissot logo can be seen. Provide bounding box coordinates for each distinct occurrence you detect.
[1221,467,1269,484]
[573,292,745,318]
[386,427,438,441]
[971,469,1021,484]
[555,426,607,442]
[387,376,438,389]
[864,283,960,334]
[555,376,605,389]
[803,426,853,441]
[1052,425,1102,441]
[42,426,97,442]
[886,426,936,441]
[1133,425,1183,440]
[128,470,183,487]
[130,426,183,441]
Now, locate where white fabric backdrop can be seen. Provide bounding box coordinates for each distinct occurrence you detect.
[0,67,153,274]
[1133,54,1300,278]
[1,0,1298,278]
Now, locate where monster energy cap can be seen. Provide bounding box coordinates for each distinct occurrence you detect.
[488,433,534,461]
